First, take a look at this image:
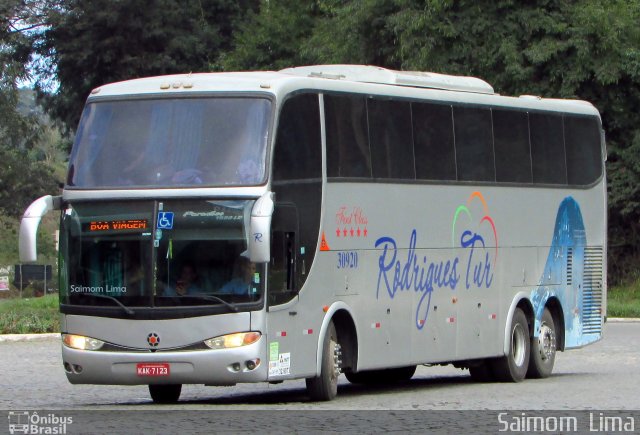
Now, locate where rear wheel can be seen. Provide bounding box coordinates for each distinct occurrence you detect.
[148,384,182,403]
[491,308,530,382]
[527,307,557,378]
[306,321,341,401]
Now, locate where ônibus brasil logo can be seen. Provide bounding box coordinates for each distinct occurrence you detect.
[8,411,72,434]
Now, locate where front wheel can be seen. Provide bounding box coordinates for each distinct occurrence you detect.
[491,308,530,382]
[149,384,182,403]
[306,321,340,401]
[527,307,557,378]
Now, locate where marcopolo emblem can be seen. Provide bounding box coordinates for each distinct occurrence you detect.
[147,332,160,347]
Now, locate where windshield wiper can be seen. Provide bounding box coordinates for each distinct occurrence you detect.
[80,293,135,316]
[182,295,238,312]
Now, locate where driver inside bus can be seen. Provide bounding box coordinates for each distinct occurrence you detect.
[219,257,256,295]
[163,263,202,296]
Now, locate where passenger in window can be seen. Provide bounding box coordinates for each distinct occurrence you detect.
[219,257,256,295]
[164,263,202,296]
[171,168,203,184]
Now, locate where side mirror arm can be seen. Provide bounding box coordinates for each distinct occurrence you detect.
[19,195,62,263]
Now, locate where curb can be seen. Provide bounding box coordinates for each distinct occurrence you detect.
[1,319,639,342]
[606,317,640,323]
[0,333,60,342]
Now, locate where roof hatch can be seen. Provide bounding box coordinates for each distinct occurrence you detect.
[279,64,495,94]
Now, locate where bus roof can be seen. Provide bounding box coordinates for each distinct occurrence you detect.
[87,65,599,117]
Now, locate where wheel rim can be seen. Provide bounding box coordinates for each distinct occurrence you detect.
[537,323,556,361]
[331,340,342,381]
[511,323,527,367]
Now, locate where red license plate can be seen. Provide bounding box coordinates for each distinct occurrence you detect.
[136,363,170,377]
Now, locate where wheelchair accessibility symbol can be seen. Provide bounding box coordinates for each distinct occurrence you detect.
[157,212,174,229]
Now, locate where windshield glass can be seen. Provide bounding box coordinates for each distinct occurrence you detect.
[67,97,272,188]
[59,200,264,313]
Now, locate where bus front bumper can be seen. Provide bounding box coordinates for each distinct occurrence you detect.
[61,339,267,385]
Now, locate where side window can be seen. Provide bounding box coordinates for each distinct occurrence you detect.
[530,113,567,184]
[273,94,321,180]
[493,109,532,183]
[368,98,415,179]
[564,115,602,185]
[325,94,371,178]
[454,106,495,182]
[413,102,456,181]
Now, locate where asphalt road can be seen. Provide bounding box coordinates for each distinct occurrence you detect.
[1,321,638,433]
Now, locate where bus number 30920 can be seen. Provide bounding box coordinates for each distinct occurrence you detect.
[337,251,358,269]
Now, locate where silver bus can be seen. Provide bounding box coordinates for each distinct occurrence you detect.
[20,65,606,402]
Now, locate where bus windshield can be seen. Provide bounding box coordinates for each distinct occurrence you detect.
[66,97,272,188]
[59,199,264,312]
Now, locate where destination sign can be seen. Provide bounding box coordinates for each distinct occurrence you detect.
[85,219,149,232]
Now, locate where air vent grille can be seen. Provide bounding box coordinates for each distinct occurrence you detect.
[582,246,604,335]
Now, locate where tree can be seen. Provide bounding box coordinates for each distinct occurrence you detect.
[1,1,60,219]
[221,0,402,71]
[221,0,321,71]
[302,0,402,67]
[1,0,44,147]
[35,0,258,132]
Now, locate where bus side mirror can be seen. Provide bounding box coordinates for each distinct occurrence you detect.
[19,195,61,263]
[248,192,274,263]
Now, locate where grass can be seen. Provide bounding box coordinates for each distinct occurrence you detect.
[607,280,640,318]
[0,293,59,334]
[0,281,639,335]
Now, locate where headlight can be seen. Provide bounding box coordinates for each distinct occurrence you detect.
[204,332,261,350]
[62,334,104,351]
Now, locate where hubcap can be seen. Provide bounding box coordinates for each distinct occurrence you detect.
[332,342,342,379]
[538,323,556,361]
[512,323,527,367]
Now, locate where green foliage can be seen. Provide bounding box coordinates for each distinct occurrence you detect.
[0,146,59,217]
[35,0,258,132]
[0,215,20,265]
[0,1,44,148]
[222,0,403,70]
[608,279,640,318]
[221,0,321,70]
[302,0,401,67]
[0,294,59,334]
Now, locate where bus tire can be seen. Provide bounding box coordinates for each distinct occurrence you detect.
[306,321,340,401]
[388,365,417,382]
[344,369,371,384]
[527,307,557,378]
[148,384,182,403]
[492,308,530,382]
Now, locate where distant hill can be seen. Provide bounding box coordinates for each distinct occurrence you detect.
[17,88,48,122]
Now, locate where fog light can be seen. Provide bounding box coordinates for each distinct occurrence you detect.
[231,363,242,372]
[245,359,260,370]
[72,364,83,373]
[63,362,72,373]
